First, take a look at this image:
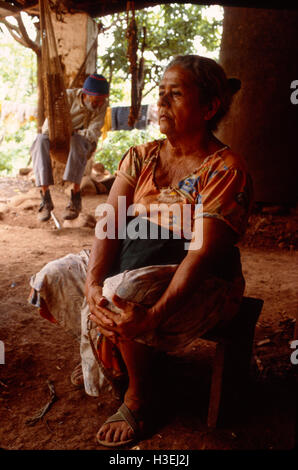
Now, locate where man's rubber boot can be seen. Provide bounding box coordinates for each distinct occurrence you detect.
[38,189,54,222]
[62,190,82,220]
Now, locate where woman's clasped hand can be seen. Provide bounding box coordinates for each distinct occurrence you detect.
[89,292,157,342]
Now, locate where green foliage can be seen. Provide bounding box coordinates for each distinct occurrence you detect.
[0,120,37,175]
[0,5,222,175]
[0,151,12,173]
[0,12,38,103]
[0,38,37,103]
[97,4,223,103]
[0,17,38,175]
[95,125,164,174]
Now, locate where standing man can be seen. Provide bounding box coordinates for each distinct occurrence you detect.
[31,73,109,221]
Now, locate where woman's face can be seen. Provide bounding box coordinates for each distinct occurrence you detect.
[157,65,208,138]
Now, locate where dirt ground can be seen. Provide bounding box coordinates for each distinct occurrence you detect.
[0,175,297,451]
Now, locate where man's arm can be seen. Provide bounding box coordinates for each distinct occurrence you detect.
[77,99,108,144]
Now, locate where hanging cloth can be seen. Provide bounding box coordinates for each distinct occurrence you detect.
[39,0,72,164]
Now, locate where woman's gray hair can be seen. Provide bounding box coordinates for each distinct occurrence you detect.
[165,55,241,131]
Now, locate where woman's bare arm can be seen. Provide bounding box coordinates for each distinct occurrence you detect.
[93,217,237,339]
[85,176,135,330]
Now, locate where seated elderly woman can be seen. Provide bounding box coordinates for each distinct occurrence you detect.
[29,54,252,447]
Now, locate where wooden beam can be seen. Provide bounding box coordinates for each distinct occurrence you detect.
[0,1,21,18]
[73,0,298,17]
[1,0,298,21]
[23,4,39,15]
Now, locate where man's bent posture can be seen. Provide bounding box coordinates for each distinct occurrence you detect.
[31,73,109,221]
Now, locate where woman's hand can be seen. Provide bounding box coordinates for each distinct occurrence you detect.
[85,283,116,337]
[89,294,157,342]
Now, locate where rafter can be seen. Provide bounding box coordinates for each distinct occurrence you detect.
[0,0,22,18]
[1,0,297,22]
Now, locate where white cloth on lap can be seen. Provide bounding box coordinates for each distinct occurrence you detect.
[29,250,244,396]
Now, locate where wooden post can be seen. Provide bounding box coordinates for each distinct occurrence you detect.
[50,12,98,183]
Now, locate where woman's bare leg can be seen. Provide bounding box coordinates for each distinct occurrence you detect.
[97,339,154,444]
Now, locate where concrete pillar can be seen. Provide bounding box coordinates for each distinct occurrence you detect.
[217,7,298,204]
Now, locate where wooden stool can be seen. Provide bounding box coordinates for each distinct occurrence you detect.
[203,296,264,427]
[294,312,298,341]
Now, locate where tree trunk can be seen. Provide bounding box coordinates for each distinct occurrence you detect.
[217,7,298,204]
[36,53,44,133]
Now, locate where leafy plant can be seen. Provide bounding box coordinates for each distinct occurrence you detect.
[95,125,164,174]
[97,4,223,104]
[0,151,13,173]
[0,120,36,175]
[0,5,223,175]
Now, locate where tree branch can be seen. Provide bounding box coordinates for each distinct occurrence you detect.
[142,82,158,99]
[1,18,29,48]
[0,14,41,56]
[1,17,19,34]
[34,24,41,46]
[16,13,40,55]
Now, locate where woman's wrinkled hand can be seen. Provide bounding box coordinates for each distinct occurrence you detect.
[89,294,157,342]
[85,283,117,341]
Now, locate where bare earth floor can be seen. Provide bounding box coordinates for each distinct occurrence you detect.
[0,177,297,451]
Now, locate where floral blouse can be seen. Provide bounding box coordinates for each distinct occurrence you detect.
[116,139,253,240]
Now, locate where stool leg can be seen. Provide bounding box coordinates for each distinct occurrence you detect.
[294,317,298,341]
[208,333,255,428]
[207,341,225,428]
[223,333,255,385]
[207,297,263,427]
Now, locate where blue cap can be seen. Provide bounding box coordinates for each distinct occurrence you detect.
[82,74,109,96]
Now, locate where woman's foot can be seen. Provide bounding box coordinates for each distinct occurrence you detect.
[97,337,154,447]
[70,363,128,400]
[96,396,146,447]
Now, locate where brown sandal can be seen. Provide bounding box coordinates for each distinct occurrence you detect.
[96,403,142,448]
